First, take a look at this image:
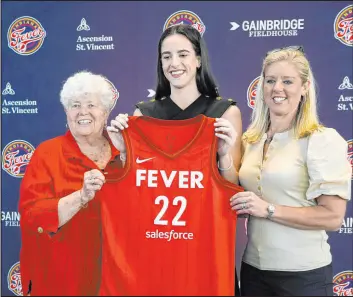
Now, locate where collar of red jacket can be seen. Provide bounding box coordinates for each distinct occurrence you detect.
[61,129,120,161]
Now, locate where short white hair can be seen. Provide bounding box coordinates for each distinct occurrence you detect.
[60,71,115,111]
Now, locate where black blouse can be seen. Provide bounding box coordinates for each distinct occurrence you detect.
[135,95,236,120]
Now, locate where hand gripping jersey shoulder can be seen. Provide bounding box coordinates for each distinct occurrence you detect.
[99,114,243,296]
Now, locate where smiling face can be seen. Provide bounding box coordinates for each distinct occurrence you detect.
[65,93,108,139]
[263,60,308,119]
[160,33,200,91]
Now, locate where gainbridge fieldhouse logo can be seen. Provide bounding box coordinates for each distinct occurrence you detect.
[163,10,206,36]
[7,261,22,296]
[105,78,119,110]
[2,140,35,178]
[334,5,353,47]
[247,76,260,109]
[348,139,353,179]
[333,271,353,296]
[7,16,46,55]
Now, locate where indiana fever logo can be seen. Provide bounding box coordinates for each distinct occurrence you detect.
[2,140,35,178]
[163,10,206,36]
[333,270,353,296]
[247,76,260,109]
[7,261,22,296]
[8,16,46,55]
[334,5,353,47]
[348,139,353,179]
[105,78,119,110]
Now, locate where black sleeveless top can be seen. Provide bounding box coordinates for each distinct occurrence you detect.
[135,95,236,119]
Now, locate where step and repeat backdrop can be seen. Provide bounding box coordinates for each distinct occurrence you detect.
[1,1,352,296]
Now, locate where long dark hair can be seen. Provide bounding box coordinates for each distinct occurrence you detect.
[155,24,219,100]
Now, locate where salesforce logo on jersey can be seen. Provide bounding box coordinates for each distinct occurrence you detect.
[230,18,304,37]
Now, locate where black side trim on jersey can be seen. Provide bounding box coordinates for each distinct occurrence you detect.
[204,99,236,118]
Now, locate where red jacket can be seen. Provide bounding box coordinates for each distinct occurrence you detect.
[18,130,121,296]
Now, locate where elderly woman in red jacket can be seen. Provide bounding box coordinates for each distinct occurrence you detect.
[19,71,121,296]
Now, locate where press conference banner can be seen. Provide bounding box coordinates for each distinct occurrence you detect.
[1,1,352,295]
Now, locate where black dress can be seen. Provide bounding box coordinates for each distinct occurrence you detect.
[135,94,241,296]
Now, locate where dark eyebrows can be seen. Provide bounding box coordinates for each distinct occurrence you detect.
[161,49,190,55]
[177,49,190,54]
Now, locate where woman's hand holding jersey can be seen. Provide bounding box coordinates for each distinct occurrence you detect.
[214,117,238,157]
[107,113,129,154]
[81,169,106,204]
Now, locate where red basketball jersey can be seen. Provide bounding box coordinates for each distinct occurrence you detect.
[98,115,243,296]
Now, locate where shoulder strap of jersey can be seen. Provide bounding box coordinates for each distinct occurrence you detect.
[204,98,237,118]
[135,100,159,117]
[135,98,182,119]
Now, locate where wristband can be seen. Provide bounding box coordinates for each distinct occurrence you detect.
[217,155,233,171]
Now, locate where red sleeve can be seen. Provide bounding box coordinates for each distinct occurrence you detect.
[19,203,39,296]
[18,144,61,235]
[20,245,33,296]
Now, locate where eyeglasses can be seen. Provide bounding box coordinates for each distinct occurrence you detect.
[266,45,304,57]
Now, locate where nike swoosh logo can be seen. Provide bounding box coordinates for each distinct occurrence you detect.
[136,157,155,164]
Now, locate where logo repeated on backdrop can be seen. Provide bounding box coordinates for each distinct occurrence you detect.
[347,139,353,179]
[334,5,353,47]
[1,211,20,227]
[339,76,353,90]
[147,89,156,98]
[247,76,260,109]
[76,18,115,51]
[339,216,353,234]
[105,78,119,110]
[2,140,35,178]
[7,16,46,55]
[163,10,206,36]
[7,261,22,296]
[2,83,15,95]
[77,18,90,31]
[337,76,353,112]
[333,271,353,296]
[229,18,304,37]
[2,82,39,115]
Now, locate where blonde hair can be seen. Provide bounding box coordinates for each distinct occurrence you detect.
[60,70,114,111]
[243,48,323,143]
